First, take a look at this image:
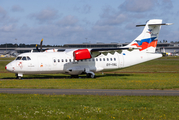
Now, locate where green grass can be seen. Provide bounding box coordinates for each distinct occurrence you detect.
[0,93,179,120]
[0,73,179,89]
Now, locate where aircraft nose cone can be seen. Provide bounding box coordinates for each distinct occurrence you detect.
[5,63,13,72]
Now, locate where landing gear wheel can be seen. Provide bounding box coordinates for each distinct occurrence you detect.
[18,76,21,79]
[86,73,95,78]
[15,74,23,79]
[90,74,95,78]
[15,74,18,79]
[86,73,90,78]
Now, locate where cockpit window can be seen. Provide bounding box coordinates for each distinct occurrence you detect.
[27,56,31,60]
[22,57,27,60]
[16,56,31,61]
[16,56,22,60]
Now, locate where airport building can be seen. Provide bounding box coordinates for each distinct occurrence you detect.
[0,42,179,57]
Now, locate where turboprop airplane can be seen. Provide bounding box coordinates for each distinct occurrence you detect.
[5,19,172,79]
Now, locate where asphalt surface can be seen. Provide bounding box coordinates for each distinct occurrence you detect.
[0,88,179,96]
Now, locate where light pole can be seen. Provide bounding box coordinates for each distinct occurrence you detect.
[85,38,87,48]
[15,38,17,48]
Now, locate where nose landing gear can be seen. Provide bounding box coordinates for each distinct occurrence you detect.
[15,73,23,79]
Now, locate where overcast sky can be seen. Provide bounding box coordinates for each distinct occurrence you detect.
[0,0,178,45]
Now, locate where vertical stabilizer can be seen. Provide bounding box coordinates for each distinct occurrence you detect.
[126,19,172,53]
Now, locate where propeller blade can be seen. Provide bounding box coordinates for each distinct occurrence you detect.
[36,44,40,52]
[40,39,43,52]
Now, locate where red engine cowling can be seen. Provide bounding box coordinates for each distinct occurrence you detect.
[73,49,91,60]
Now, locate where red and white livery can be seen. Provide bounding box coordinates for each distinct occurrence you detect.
[5,19,172,79]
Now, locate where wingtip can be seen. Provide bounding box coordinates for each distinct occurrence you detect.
[166,23,173,25]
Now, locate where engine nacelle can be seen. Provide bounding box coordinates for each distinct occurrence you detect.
[73,49,91,60]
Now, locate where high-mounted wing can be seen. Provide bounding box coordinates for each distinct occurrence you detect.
[73,47,136,60]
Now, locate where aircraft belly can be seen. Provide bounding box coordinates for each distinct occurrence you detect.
[63,62,97,75]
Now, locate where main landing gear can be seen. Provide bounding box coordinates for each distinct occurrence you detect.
[85,68,95,78]
[71,73,95,78]
[86,73,95,78]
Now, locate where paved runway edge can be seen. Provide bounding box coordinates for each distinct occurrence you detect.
[0,88,179,96]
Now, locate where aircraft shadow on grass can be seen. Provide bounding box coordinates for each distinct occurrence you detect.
[2,73,134,79]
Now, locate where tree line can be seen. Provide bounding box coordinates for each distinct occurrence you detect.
[0,43,62,48]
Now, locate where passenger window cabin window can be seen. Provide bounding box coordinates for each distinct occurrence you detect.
[22,57,27,60]
[100,58,102,61]
[62,59,64,62]
[58,59,60,62]
[107,58,109,61]
[54,59,56,63]
[103,58,105,61]
[114,58,116,61]
[92,58,95,61]
[69,59,71,62]
[89,59,91,62]
[96,58,98,61]
[66,59,68,62]
[110,58,112,61]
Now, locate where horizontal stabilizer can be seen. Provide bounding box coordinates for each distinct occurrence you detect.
[136,23,173,27]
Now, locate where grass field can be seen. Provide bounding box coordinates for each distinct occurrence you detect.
[0,57,179,120]
[0,94,179,120]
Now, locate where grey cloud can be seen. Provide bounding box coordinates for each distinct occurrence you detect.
[0,6,18,23]
[57,15,78,26]
[0,6,7,20]
[96,6,128,26]
[90,24,133,43]
[97,9,128,26]
[0,24,16,32]
[74,4,91,14]
[13,23,84,45]
[30,8,59,23]
[0,6,6,14]
[159,0,173,9]
[82,5,91,14]
[11,5,24,12]
[119,0,155,12]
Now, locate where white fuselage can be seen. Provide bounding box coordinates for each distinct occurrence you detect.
[6,49,162,76]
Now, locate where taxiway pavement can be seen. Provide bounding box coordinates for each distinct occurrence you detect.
[0,88,179,96]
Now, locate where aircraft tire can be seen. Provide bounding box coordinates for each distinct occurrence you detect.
[86,73,90,78]
[87,73,95,78]
[90,74,95,78]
